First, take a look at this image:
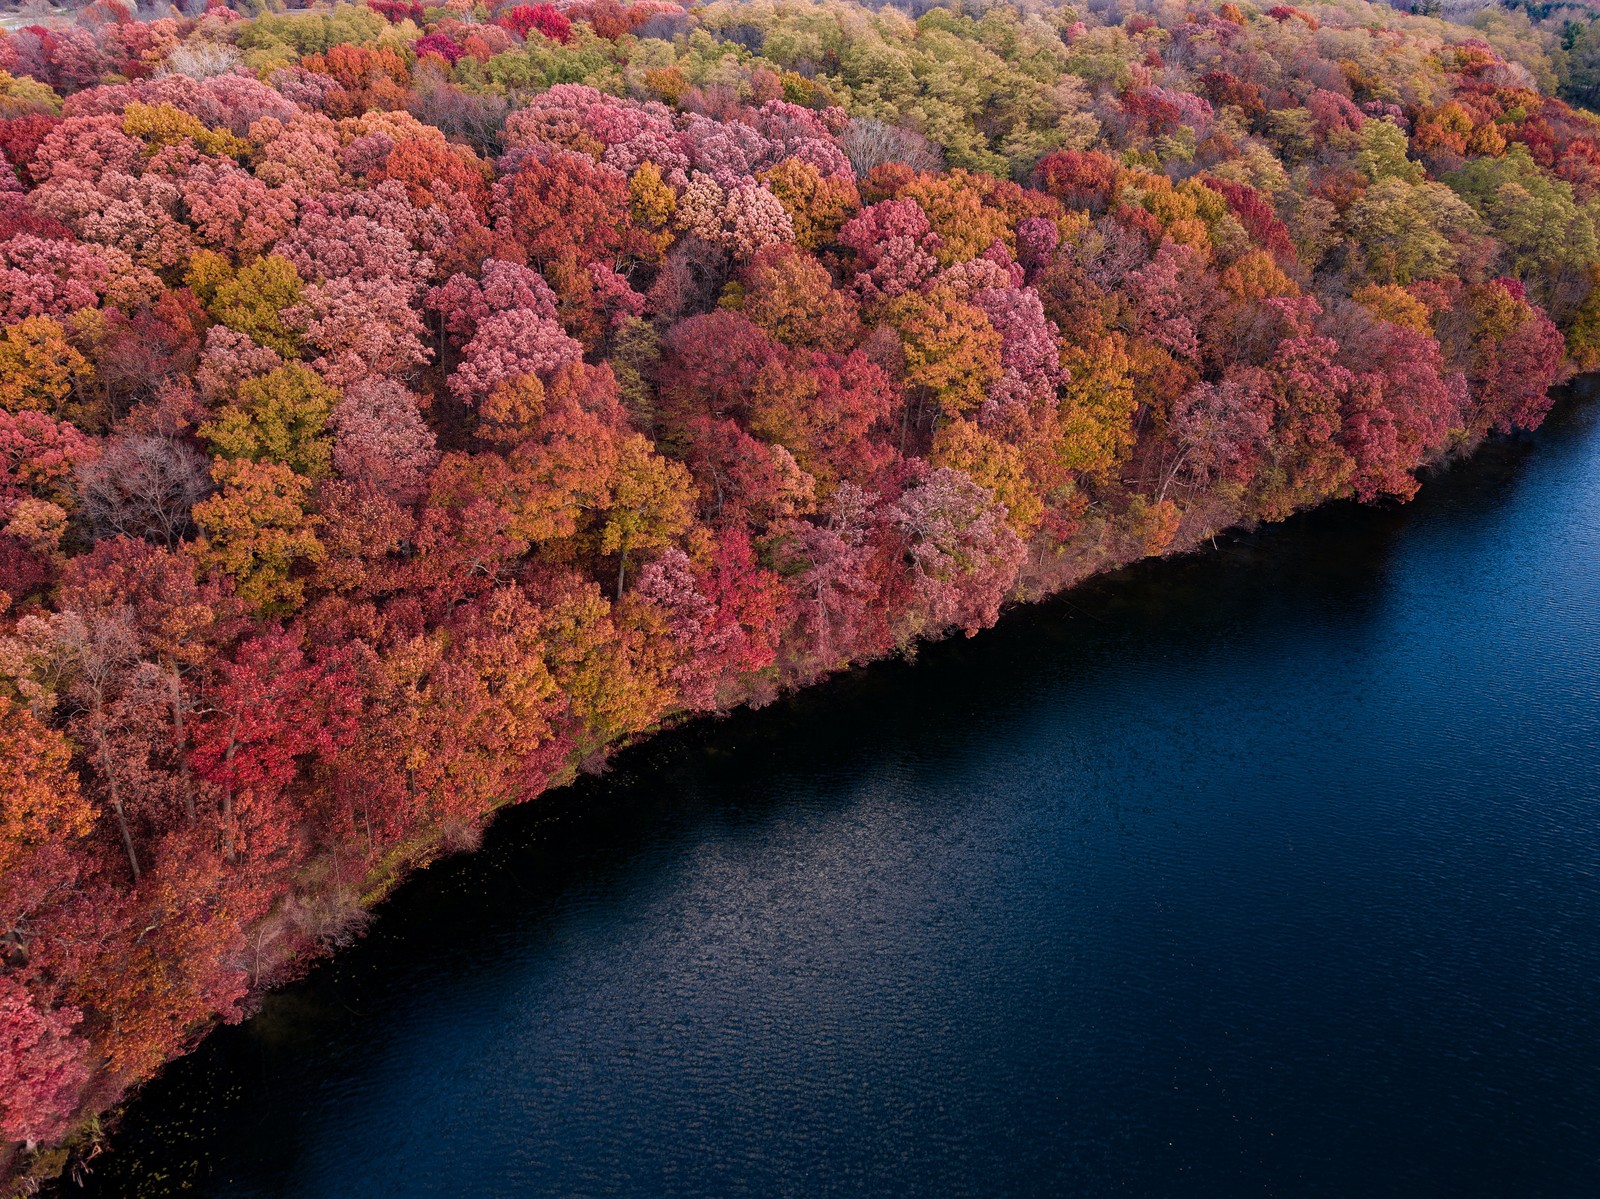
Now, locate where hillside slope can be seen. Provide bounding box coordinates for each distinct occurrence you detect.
[2,0,1596,1186]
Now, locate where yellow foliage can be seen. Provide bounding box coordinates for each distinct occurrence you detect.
[884,286,1004,419]
[0,696,96,880]
[202,254,306,357]
[1221,250,1299,301]
[1353,283,1433,333]
[1057,333,1137,481]
[760,157,861,250]
[191,458,325,614]
[122,101,250,158]
[898,171,1015,265]
[931,419,1044,535]
[0,317,92,416]
[0,69,63,117]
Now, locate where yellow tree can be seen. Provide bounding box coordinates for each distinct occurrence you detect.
[599,433,697,599]
[0,696,96,884]
[884,285,1003,421]
[189,252,305,357]
[0,317,92,416]
[931,418,1044,535]
[760,158,861,251]
[190,459,325,614]
[1057,333,1138,481]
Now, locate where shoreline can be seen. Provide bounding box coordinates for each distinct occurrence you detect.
[25,371,1594,1196]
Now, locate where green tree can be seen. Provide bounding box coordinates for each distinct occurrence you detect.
[199,364,338,480]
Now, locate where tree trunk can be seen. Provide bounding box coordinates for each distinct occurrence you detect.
[220,732,238,864]
[91,708,140,882]
[167,662,196,826]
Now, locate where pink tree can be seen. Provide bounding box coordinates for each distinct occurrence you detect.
[839,198,942,299]
[329,378,440,504]
[426,258,560,345]
[448,310,584,402]
[0,978,90,1147]
[892,466,1026,637]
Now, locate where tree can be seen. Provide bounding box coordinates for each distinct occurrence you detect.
[597,431,697,597]
[1033,148,1121,213]
[931,418,1043,535]
[675,173,795,261]
[57,536,240,831]
[498,5,573,44]
[190,458,324,614]
[0,233,132,323]
[774,484,891,674]
[748,347,896,483]
[0,694,97,936]
[190,629,358,864]
[1449,145,1600,307]
[77,432,208,549]
[1,408,93,513]
[1325,303,1467,502]
[739,246,862,352]
[289,275,432,387]
[759,157,860,250]
[1162,370,1274,499]
[630,530,783,711]
[533,573,675,753]
[1345,178,1482,285]
[1452,280,1566,437]
[0,977,90,1147]
[839,198,941,299]
[178,159,297,261]
[972,285,1064,414]
[497,382,697,595]
[194,253,305,358]
[449,310,583,403]
[492,151,644,268]
[1056,333,1137,481]
[896,171,1014,266]
[884,285,1003,423]
[892,466,1026,639]
[427,259,560,346]
[0,316,90,415]
[370,136,491,214]
[329,378,438,504]
[199,364,338,480]
[1254,298,1356,516]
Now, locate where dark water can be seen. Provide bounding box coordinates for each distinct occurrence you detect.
[83,385,1600,1199]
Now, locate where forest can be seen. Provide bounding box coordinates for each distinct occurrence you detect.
[1,0,1596,1185]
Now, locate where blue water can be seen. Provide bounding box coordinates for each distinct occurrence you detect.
[84,384,1600,1198]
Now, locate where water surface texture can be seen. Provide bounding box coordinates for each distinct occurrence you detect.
[86,386,1600,1198]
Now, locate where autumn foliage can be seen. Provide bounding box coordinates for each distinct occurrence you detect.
[0,0,1591,1180]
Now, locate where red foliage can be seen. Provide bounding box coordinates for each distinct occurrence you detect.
[1032,149,1120,214]
[0,978,90,1146]
[0,116,63,187]
[368,0,425,22]
[413,35,466,67]
[1201,177,1297,265]
[0,3,1588,1172]
[498,4,573,44]
[492,152,644,267]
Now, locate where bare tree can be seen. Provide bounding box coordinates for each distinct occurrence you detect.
[77,435,210,549]
[408,83,510,155]
[839,117,944,176]
[162,41,244,80]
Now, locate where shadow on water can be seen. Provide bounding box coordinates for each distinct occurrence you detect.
[80,379,1600,1199]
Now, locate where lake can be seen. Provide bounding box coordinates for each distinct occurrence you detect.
[81,381,1600,1198]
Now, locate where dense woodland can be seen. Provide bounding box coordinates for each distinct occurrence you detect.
[1,0,1596,1183]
